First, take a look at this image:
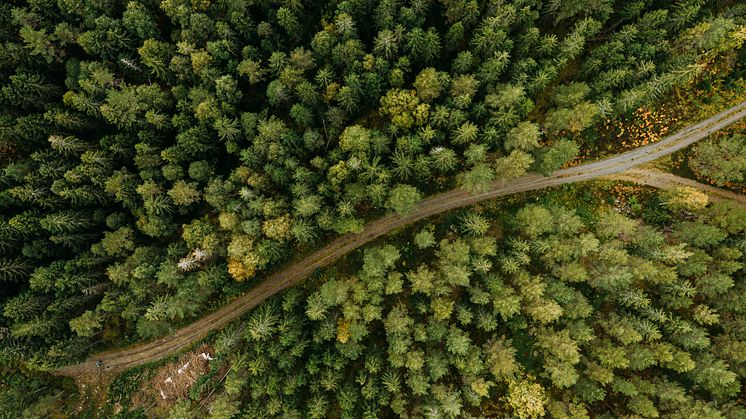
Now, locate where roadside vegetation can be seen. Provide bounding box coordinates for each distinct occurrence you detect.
[1,0,746,416]
[105,182,746,418]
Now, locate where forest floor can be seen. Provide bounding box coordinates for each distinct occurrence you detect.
[52,99,746,402]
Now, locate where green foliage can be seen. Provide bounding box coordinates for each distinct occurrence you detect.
[534,138,580,175]
[0,367,71,417]
[660,186,709,212]
[506,379,548,419]
[413,227,435,249]
[505,121,542,152]
[180,194,746,417]
[385,184,422,215]
[338,125,373,155]
[459,211,490,236]
[100,84,170,129]
[458,164,494,193]
[169,180,201,206]
[689,133,746,186]
[99,226,135,257]
[69,310,102,337]
[379,89,430,130]
[1,0,745,414]
[413,67,446,102]
[515,204,554,238]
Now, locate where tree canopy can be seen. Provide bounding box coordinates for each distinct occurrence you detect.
[0,0,745,415]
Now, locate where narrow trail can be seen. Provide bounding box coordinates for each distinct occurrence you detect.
[53,100,746,387]
[610,168,746,206]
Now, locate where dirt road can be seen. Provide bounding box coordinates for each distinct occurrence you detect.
[54,100,746,383]
[610,168,746,206]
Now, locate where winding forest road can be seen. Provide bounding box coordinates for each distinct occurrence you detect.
[610,168,746,206]
[54,100,746,385]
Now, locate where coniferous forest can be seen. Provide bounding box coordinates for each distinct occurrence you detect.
[1,0,746,417]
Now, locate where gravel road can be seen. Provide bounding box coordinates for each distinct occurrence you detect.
[610,168,746,206]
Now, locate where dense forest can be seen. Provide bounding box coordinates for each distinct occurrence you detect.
[1,0,745,416]
[106,189,746,418]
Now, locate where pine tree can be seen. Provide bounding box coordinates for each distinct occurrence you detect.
[385,184,421,215]
[0,258,32,283]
